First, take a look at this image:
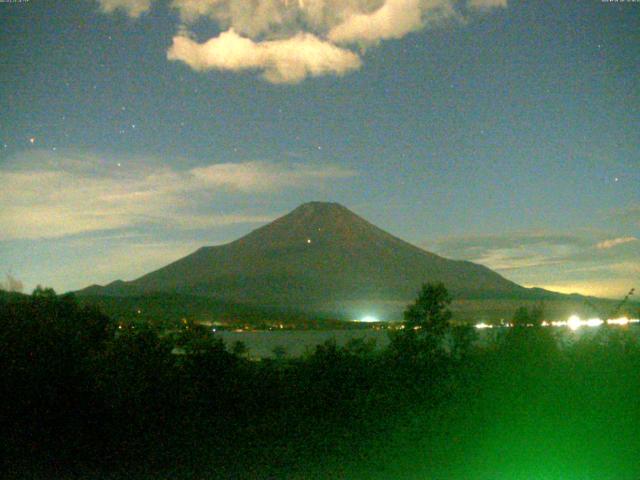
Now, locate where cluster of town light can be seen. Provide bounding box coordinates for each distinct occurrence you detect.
[353,314,640,330]
[475,315,640,330]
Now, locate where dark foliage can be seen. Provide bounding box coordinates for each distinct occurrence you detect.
[2,286,640,479]
[512,304,544,327]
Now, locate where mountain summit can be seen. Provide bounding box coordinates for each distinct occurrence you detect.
[80,202,535,318]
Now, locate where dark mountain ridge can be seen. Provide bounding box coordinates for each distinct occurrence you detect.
[77,202,621,320]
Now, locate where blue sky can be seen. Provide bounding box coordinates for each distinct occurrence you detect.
[0,0,638,298]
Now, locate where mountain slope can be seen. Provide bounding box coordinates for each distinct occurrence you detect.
[78,202,545,317]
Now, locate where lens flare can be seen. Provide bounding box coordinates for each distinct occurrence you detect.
[608,317,629,326]
[586,318,604,328]
[474,322,493,329]
[567,315,582,331]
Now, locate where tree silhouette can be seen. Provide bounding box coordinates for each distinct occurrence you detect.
[512,306,531,327]
[512,304,544,327]
[390,282,453,362]
[232,340,248,357]
[404,282,453,338]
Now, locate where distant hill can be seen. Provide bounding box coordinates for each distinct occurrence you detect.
[76,202,634,321]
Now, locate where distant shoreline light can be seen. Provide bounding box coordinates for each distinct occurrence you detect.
[475,315,640,330]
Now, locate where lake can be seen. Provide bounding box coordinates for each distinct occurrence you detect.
[217,323,640,359]
[217,329,390,359]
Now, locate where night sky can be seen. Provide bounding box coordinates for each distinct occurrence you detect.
[1,0,638,297]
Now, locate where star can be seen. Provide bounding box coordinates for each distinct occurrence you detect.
[29,137,35,144]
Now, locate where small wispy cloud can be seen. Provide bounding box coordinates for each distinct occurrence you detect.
[97,0,508,83]
[467,0,507,10]
[430,230,639,297]
[430,231,590,269]
[596,236,638,250]
[190,160,355,191]
[0,150,355,240]
[97,0,153,18]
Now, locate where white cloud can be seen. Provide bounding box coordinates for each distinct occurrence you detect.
[97,0,154,17]
[167,29,362,83]
[596,236,638,250]
[328,0,455,45]
[98,0,508,83]
[170,0,376,37]
[0,151,356,240]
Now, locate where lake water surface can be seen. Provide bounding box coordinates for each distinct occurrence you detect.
[218,329,390,358]
[218,324,640,359]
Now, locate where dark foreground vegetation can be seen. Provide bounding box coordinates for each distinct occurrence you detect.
[2,285,640,479]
